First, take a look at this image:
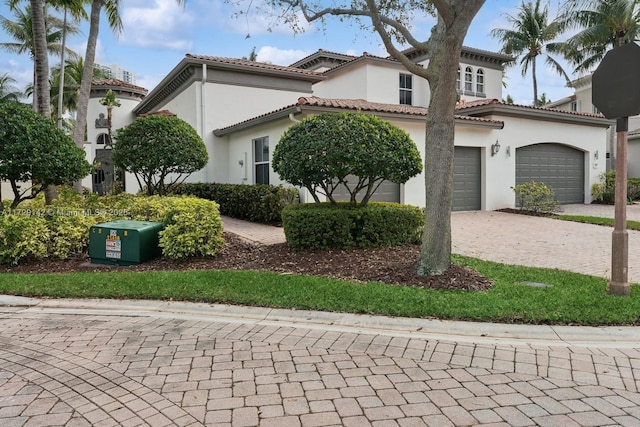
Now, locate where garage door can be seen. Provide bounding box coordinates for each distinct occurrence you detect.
[332,175,400,203]
[516,143,584,204]
[453,147,481,211]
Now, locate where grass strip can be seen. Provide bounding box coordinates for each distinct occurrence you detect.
[553,214,640,231]
[1,255,638,325]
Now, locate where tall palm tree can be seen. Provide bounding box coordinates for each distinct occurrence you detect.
[491,0,570,106]
[559,0,640,73]
[0,73,23,102]
[0,2,79,110]
[49,0,87,129]
[50,56,107,119]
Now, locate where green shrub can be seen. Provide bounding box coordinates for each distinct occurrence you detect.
[628,178,640,201]
[592,171,640,203]
[0,194,224,263]
[0,215,49,264]
[512,181,560,213]
[48,213,101,259]
[273,112,422,206]
[171,182,299,224]
[282,202,423,250]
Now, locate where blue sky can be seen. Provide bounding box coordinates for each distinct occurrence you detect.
[0,0,576,105]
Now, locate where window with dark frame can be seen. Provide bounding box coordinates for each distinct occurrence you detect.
[456,67,461,91]
[253,136,269,185]
[399,73,413,105]
[476,69,485,94]
[464,66,473,92]
[97,133,111,145]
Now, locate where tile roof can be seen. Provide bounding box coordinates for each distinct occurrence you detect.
[92,78,147,93]
[185,54,323,77]
[455,98,606,118]
[215,97,504,135]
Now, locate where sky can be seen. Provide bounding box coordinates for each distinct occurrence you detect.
[0,0,577,106]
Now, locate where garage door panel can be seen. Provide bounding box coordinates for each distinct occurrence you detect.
[516,143,584,204]
[453,147,481,211]
[332,175,400,203]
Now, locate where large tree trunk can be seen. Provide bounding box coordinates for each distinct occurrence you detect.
[72,0,103,193]
[415,1,484,276]
[30,0,58,204]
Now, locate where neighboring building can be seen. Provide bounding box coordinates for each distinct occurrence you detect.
[83,47,611,210]
[546,73,640,176]
[94,63,137,85]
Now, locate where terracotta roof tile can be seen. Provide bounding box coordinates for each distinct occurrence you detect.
[139,109,176,117]
[185,54,323,77]
[455,98,606,118]
[92,78,147,93]
[215,97,503,134]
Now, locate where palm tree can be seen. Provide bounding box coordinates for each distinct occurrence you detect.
[0,73,23,102]
[0,2,79,110]
[49,0,87,129]
[50,56,107,119]
[558,0,640,73]
[491,0,571,106]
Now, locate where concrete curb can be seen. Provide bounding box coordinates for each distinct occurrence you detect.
[2,296,637,348]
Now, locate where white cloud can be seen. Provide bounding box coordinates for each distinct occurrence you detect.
[256,46,311,66]
[68,39,107,64]
[0,58,32,91]
[120,0,194,50]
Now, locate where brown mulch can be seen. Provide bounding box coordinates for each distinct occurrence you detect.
[0,232,493,292]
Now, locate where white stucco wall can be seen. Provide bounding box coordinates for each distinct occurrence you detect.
[84,94,142,192]
[483,116,608,209]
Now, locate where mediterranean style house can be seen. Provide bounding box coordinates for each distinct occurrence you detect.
[548,74,640,178]
[82,47,612,211]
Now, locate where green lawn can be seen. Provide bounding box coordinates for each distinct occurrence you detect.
[554,214,640,231]
[2,254,638,326]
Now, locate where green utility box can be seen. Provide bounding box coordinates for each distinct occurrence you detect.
[89,220,164,266]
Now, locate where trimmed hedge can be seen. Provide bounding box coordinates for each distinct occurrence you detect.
[170,183,299,224]
[282,202,424,250]
[0,192,224,264]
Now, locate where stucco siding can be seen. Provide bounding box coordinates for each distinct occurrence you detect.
[629,139,640,178]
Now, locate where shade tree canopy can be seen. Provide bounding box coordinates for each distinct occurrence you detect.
[273,112,423,206]
[112,115,208,196]
[0,101,91,209]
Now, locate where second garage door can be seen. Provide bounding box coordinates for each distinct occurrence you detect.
[516,143,585,204]
[332,175,400,203]
[453,147,481,211]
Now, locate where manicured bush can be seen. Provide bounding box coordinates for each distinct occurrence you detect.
[282,202,423,250]
[0,193,224,263]
[512,181,560,213]
[273,112,422,205]
[592,171,640,203]
[0,215,50,264]
[0,102,91,209]
[113,115,207,196]
[170,182,299,224]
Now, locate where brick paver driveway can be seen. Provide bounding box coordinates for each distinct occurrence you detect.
[452,206,640,284]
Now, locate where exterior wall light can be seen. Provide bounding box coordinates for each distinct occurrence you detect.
[594,150,599,160]
[491,140,501,156]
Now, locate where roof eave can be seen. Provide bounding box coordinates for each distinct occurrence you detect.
[459,104,613,127]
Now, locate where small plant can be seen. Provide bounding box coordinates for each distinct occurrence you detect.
[591,170,616,204]
[512,181,560,213]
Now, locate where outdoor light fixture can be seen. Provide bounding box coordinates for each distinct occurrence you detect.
[238,159,244,166]
[491,140,501,156]
[506,146,511,157]
[594,150,599,160]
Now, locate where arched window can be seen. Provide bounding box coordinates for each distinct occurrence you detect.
[97,133,111,146]
[456,67,461,91]
[476,69,485,95]
[464,66,473,92]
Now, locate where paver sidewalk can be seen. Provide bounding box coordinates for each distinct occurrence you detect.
[1,301,639,426]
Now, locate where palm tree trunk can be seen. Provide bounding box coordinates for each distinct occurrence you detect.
[532,56,539,107]
[30,0,58,203]
[57,8,67,129]
[72,0,103,193]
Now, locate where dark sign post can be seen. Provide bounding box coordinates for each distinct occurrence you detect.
[592,42,640,296]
